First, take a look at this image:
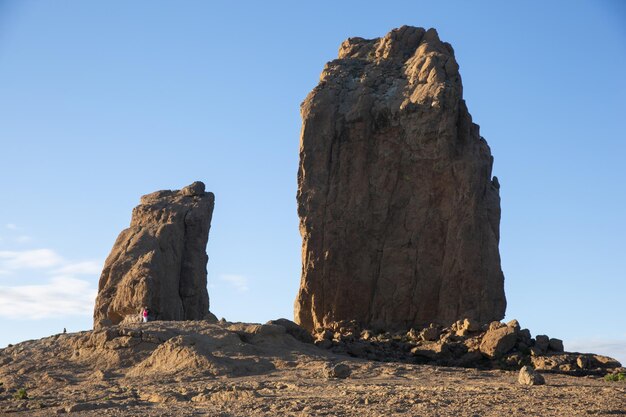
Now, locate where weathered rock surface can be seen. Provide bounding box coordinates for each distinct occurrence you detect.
[518,366,545,386]
[93,181,215,329]
[295,25,505,332]
[323,362,351,379]
[308,318,622,376]
[480,322,518,359]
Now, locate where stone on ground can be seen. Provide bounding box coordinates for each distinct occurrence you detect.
[518,366,545,386]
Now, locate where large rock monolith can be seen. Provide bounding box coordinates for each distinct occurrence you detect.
[295,26,506,332]
[93,181,215,329]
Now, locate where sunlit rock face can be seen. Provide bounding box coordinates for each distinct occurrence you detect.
[93,181,215,329]
[295,26,506,332]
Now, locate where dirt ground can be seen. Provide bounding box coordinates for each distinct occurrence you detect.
[1,321,624,416]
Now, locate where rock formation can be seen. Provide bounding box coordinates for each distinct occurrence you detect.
[295,26,506,332]
[309,318,622,376]
[93,181,215,329]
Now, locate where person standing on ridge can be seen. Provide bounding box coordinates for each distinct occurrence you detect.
[142,306,149,323]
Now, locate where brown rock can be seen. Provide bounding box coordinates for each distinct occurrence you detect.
[455,318,480,336]
[266,319,313,344]
[295,25,506,332]
[314,339,332,350]
[506,319,520,333]
[93,182,215,329]
[420,325,440,342]
[517,328,532,345]
[548,338,564,352]
[411,342,452,361]
[518,366,545,386]
[480,326,517,359]
[576,355,589,369]
[534,335,550,353]
[488,321,506,331]
[323,362,351,379]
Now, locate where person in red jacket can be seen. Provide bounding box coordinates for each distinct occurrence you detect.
[141,306,149,323]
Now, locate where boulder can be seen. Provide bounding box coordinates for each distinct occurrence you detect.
[93,182,215,329]
[506,319,520,333]
[534,335,550,353]
[517,328,532,346]
[266,319,314,344]
[518,366,545,386]
[323,362,351,379]
[548,338,564,352]
[455,318,480,336]
[295,25,506,332]
[420,324,440,341]
[480,325,517,359]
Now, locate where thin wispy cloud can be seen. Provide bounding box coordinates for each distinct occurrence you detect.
[52,261,102,276]
[15,235,33,244]
[5,223,18,230]
[0,276,97,319]
[0,249,64,270]
[0,246,101,319]
[219,274,250,292]
[0,249,101,275]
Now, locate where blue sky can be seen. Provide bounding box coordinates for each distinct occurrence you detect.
[1,1,624,363]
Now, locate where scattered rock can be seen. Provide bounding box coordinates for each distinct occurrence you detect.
[361,330,374,341]
[314,339,332,350]
[517,328,532,346]
[549,338,564,352]
[506,319,520,333]
[480,325,517,359]
[323,363,351,379]
[576,355,589,369]
[65,402,112,413]
[489,321,506,331]
[93,182,215,329]
[534,335,550,353]
[266,319,313,344]
[454,318,480,336]
[518,366,545,386]
[421,325,440,342]
[294,25,506,332]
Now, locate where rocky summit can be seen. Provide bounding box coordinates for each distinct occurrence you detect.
[93,181,216,329]
[295,26,506,332]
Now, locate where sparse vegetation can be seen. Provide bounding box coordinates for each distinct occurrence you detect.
[604,372,625,382]
[13,388,28,400]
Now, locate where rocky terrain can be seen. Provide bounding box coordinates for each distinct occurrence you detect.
[296,25,505,332]
[308,318,622,376]
[0,319,624,416]
[2,26,624,417]
[94,181,216,329]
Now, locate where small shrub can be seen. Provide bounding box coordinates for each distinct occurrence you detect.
[13,388,27,400]
[604,372,626,382]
